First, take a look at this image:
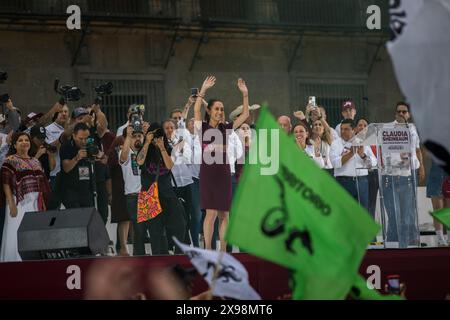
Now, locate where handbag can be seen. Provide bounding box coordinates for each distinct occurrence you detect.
[137,162,162,223]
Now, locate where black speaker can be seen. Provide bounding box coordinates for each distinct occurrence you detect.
[18,207,110,260]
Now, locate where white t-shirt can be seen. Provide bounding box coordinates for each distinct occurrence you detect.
[45,122,65,177]
[119,148,142,195]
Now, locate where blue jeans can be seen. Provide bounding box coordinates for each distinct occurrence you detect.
[336,176,369,211]
[382,175,419,248]
[368,170,379,221]
[190,178,202,247]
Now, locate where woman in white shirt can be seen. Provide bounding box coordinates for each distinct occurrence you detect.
[311,119,333,173]
[293,122,324,168]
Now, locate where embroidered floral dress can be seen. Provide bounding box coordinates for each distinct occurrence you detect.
[0,154,50,262]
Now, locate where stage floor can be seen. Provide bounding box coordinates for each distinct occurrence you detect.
[0,248,449,300]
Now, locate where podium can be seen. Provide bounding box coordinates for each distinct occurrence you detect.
[352,123,420,248]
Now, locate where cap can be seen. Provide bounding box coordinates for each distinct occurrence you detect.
[30,125,47,140]
[341,100,356,111]
[25,112,43,122]
[71,107,89,119]
[229,104,261,122]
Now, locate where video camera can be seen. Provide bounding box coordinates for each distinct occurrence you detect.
[0,93,9,104]
[0,71,9,104]
[0,71,7,83]
[85,137,99,161]
[128,104,145,134]
[153,127,165,139]
[94,82,113,105]
[130,113,143,133]
[54,79,84,104]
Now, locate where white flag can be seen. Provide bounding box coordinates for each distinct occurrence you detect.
[387,0,450,172]
[173,238,261,300]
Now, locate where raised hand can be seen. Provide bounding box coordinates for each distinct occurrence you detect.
[35,145,47,159]
[293,111,306,120]
[126,126,134,138]
[155,137,165,150]
[237,78,248,96]
[142,121,150,134]
[200,76,216,93]
[187,95,196,106]
[145,131,154,144]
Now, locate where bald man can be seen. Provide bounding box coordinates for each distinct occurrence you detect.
[277,115,292,134]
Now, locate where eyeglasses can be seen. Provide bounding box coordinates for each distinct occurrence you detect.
[396,110,408,114]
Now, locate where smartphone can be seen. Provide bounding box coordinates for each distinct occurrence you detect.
[308,96,316,108]
[191,88,199,97]
[386,275,400,295]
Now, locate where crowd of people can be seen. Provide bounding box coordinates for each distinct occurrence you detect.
[0,76,449,261]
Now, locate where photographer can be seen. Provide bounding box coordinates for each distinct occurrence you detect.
[59,122,110,224]
[29,126,56,179]
[136,122,186,255]
[119,126,144,256]
[45,104,70,188]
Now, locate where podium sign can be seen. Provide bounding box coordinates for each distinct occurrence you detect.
[379,127,411,154]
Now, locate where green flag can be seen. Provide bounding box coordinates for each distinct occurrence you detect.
[431,207,450,229]
[226,107,379,299]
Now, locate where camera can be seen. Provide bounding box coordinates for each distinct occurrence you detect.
[94,82,113,104]
[153,127,164,139]
[54,79,84,103]
[0,71,9,103]
[0,71,7,83]
[85,137,99,160]
[0,93,9,103]
[191,88,199,98]
[130,113,143,133]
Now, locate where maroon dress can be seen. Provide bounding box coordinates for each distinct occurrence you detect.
[200,121,234,211]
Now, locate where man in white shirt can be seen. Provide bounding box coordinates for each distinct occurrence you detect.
[335,100,357,138]
[381,102,423,248]
[119,125,144,256]
[183,117,203,247]
[330,119,377,210]
[45,104,70,188]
